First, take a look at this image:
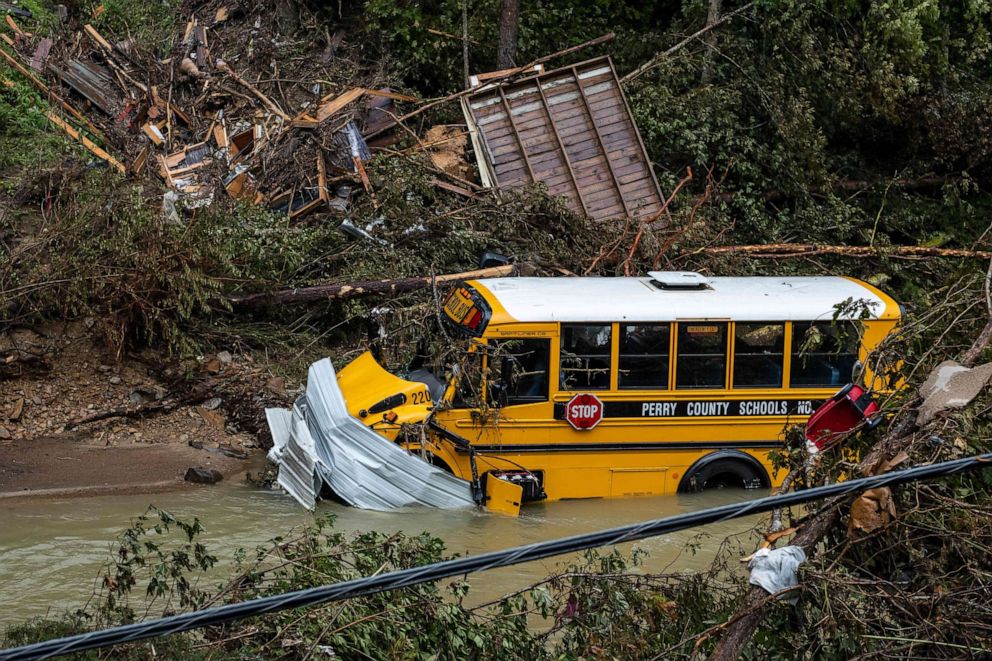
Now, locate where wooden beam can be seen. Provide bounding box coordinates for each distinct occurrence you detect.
[314,87,364,123]
[572,64,631,218]
[45,111,124,172]
[533,77,589,217]
[497,87,537,185]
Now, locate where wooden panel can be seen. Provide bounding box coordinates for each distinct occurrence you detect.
[464,56,663,223]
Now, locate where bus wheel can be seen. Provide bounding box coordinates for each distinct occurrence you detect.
[678,452,769,493]
[430,455,455,474]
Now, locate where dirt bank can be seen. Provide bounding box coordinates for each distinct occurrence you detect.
[0,433,251,498]
[0,324,281,498]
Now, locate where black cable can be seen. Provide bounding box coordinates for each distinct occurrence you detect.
[3,453,990,661]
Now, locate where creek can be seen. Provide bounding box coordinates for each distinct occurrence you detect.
[0,478,767,627]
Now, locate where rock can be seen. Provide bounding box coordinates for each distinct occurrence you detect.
[184,467,223,484]
[0,427,11,440]
[202,397,223,411]
[217,350,233,364]
[187,439,205,449]
[109,376,123,385]
[98,365,112,373]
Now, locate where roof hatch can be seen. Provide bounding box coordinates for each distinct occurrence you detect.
[647,271,712,290]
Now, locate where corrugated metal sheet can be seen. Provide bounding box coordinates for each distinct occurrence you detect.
[463,56,663,222]
[265,358,476,511]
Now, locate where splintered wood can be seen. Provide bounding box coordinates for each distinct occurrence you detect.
[462,56,663,223]
[45,111,125,172]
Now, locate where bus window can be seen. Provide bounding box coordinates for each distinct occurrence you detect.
[560,324,611,390]
[452,350,484,408]
[790,321,860,387]
[619,324,670,389]
[733,323,785,388]
[676,323,728,389]
[488,339,550,406]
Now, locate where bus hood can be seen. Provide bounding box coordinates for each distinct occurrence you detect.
[265,357,474,511]
[335,351,438,434]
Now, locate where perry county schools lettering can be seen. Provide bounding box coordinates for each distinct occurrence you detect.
[636,400,816,418]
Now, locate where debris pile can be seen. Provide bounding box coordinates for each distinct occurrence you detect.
[2,6,665,226]
[2,0,415,218]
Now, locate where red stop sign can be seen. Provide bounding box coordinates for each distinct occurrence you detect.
[564,393,604,430]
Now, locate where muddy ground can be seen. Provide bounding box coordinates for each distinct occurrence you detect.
[0,323,278,498]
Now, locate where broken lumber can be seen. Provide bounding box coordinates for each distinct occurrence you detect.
[698,244,992,260]
[226,264,519,309]
[314,87,364,123]
[0,45,105,139]
[45,111,125,172]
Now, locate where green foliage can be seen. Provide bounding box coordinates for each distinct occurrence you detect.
[83,0,182,53]
[0,172,340,353]
[0,64,71,176]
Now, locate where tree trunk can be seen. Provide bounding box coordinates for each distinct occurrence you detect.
[224,264,519,310]
[496,0,521,69]
[700,0,721,83]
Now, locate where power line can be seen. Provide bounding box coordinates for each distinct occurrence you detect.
[3,453,990,661]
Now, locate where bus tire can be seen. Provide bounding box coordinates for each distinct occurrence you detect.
[430,455,455,474]
[678,451,770,493]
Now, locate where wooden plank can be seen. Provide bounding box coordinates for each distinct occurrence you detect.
[82,24,113,53]
[313,87,365,123]
[5,15,27,37]
[142,122,164,145]
[317,153,328,202]
[431,178,478,198]
[363,88,419,103]
[45,111,124,172]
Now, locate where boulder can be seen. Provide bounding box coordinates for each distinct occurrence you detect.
[184,466,223,484]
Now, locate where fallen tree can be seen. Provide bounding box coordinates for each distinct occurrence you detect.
[698,243,992,260]
[706,261,992,659]
[224,263,521,310]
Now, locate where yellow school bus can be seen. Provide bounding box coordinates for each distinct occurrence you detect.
[335,272,900,507]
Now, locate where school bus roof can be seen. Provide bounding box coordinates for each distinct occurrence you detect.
[467,276,900,326]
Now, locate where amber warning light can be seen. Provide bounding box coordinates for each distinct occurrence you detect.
[443,287,490,335]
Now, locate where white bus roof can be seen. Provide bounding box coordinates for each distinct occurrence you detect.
[470,276,898,324]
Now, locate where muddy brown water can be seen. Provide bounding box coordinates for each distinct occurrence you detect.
[0,480,769,628]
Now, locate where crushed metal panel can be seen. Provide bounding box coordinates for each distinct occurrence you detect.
[463,56,663,222]
[265,358,476,511]
[49,60,121,116]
